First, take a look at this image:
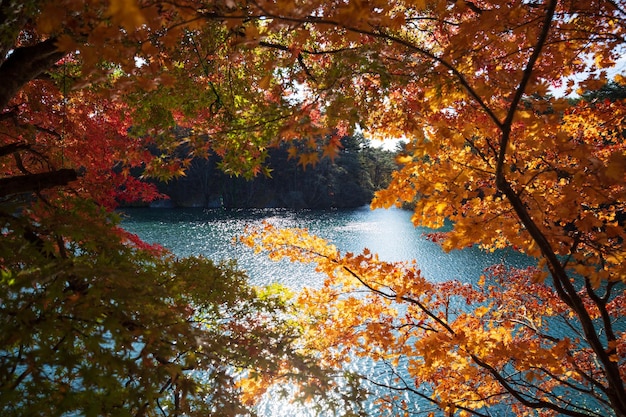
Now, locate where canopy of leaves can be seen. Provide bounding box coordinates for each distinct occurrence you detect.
[1,197,343,416]
[2,0,626,416]
[0,1,355,415]
[235,0,626,416]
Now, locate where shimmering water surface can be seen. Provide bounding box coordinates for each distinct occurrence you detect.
[120,206,534,288]
[120,206,536,416]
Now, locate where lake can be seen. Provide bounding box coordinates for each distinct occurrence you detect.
[119,206,534,288]
[120,206,536,416]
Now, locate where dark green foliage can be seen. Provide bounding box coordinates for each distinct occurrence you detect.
[579,81,626,102]
[152,134,397,209]
[0,197,321,416]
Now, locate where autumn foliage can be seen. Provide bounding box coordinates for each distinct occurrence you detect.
[0,1,339,416]
[244,222,625,416]
[239,0,626,416]
[1,0,626,416]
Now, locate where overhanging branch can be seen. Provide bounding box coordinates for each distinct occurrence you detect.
[0,38,66,111]
[0,169,78,197]
[491,1,626,414]
[0,142,30,158]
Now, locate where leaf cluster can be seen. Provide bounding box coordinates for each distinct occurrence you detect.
[244,224,625,417]
[0,197,335,416]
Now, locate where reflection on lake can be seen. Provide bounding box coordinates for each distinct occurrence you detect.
[120,206,537,416]
[120,206,535,289]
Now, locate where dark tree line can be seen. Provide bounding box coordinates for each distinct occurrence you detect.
[146,82,626,211]
[147,134,399,209]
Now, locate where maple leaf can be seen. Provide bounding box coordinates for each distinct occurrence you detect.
[299,151,319,167]
[107,0,145,30]
[322,141,341,161]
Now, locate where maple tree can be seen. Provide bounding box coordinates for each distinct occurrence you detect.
[2,0,626,416]
[237,0,626,416]
[0,1,350,416]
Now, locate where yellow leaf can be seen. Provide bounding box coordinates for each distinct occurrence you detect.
[477,275,486,287]
[107,0,145,30]
[435,201,448,214]
[322,144,340,161]
[287,146,298,160]
[299,152,319,167]
[258,75,272,90]
[396,154,413,164]
[474,305,489,318]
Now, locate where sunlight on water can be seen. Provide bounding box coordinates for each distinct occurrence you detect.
[120,206,532,287]
[120,206,535,416]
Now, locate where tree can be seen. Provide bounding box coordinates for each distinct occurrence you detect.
[238,0,626,416]
[0,201,324,416]
[3,0,626,416]
[0,1,351,415]
[150,133,395,209]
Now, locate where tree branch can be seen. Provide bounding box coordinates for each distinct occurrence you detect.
[0,142,30,158]
[469,353,597,417]
[0,38,66,111]
[259,40,318,82]
[0,169,78,197]
[491,1,626,414]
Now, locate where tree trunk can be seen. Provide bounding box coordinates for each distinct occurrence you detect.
[0,169,78,197]
[0,38,66,111]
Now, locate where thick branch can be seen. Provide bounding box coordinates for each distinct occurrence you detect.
[0,142,30,158]
[259,41,318,82]
[338,264,456,335]
[585,278,619,354]
[492,1,626,415]
[0,38,66,111]
[0,169,77,197]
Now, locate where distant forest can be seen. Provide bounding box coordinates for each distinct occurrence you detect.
[148,134,400,209]
[137,82,626,210]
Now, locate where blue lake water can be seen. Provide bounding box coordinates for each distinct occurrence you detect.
[119,206,538,416]
[119,206,535,288]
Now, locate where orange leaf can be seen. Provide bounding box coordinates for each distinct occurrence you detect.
[107,0,145,30]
